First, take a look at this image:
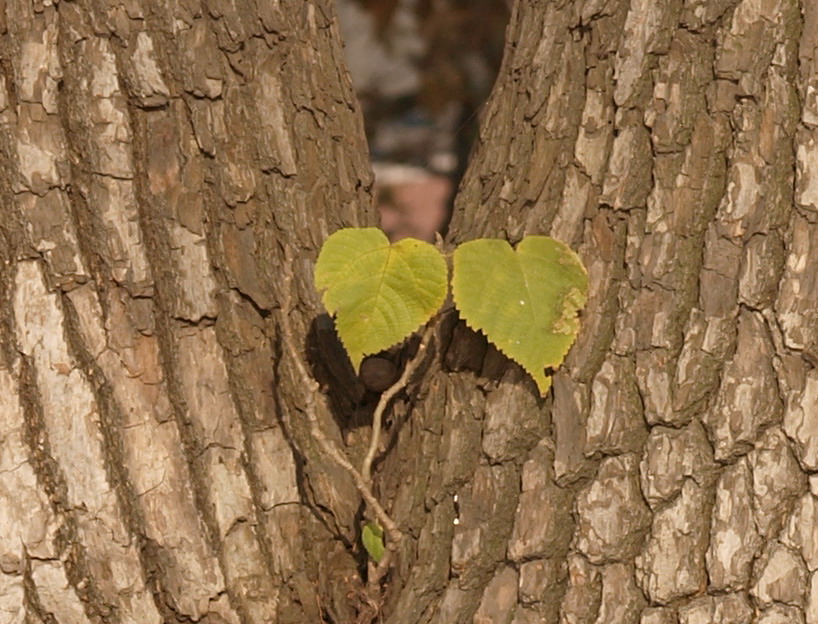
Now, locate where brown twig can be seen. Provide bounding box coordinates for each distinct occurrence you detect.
[369,542,401,592]
[360,323,436,487]
[278,252,402,545]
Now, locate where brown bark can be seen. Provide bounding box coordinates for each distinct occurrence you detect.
[1,0,373,621]
[1,0,818,623]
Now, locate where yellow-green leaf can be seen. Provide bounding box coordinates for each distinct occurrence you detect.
[314,228,447,371]
[452,236,588,395]
[362,522,385,562]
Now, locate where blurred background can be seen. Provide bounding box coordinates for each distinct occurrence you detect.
[337,0,510,241]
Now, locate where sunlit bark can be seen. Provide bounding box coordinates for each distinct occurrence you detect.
[1,0,817,623]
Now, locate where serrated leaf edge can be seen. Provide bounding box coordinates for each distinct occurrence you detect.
[314,229,448,372]
[450,238,587,396]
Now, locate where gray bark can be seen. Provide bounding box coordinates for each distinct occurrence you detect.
[1,0,817,623]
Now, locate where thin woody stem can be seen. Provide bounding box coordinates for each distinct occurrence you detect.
[360,322,435,487]
[362,326,437,593]
[368,547,395,592]
[278,254,402,545]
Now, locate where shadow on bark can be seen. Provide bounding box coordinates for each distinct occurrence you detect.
[273,308,542,622]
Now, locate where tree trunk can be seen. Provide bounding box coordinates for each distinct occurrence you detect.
[2,1,817,624]
[0,1,374,622]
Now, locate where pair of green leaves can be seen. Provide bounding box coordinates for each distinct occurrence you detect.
[314,228,588,395]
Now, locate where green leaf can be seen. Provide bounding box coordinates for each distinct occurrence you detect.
[314,228,448,371]
[362,522,385,562]
[452,236,588,395]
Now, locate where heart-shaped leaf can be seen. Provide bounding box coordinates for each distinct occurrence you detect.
[452,236,588,395]
[362,522,385,562]
[314,228,448,371]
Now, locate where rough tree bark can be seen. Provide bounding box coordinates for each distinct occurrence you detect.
[1,1,817,624]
